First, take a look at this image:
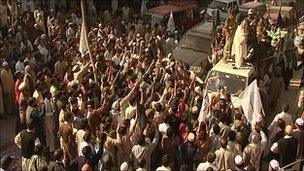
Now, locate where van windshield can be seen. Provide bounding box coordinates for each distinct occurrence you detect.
[206,70,247,95]
[209,1,226,10]
[180,34,211,53]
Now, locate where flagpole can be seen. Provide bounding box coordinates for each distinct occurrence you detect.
[80,0,98,84]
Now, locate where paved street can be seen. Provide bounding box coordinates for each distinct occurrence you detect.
[0,114,21,170]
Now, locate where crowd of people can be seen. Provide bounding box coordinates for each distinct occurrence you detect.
[0,0,304,171]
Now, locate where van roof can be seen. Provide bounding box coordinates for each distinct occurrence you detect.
[211,59,254,78]
[148,1,198,16]
[190,21,214,36]
[214,0,239,3]
[239,1,265,9]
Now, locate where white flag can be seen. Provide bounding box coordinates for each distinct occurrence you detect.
[141,0,148,16]
[198,87,210,123]
[79,21,89,54]
[239,80,265,125]
[167,12,175,33]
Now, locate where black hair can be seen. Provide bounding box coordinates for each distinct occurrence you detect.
[180,165,188,171]
[138,158,146,168]
[228,130,236,142]
[136,134,146,146]
[27,119,35,130]
[162,155,171,167]
[83,132,92,142]
[220,137,228,148]
[27,97,37,107]
[213,124,220,135]
[82,146,93,159]
[278,118,286,130]
[207,152,216,163]
[282,104,289,112]
[34,144,44,155]
[53,148,63,161]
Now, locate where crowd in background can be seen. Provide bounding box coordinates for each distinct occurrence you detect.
[0,0,304,171]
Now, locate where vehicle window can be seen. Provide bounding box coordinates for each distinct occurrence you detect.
[180,34,211,53]
[227,3,232,11]
[209,1,227,11]
[206,71,247,95]
[232,1,238,9]
[152,15,163,26]
[186,10,194,19]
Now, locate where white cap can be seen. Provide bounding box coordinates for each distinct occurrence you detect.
[270,159,280,169]
[234,155,243,165]
[69,80,78,87]
[111,100,120,111]
[187,132,195,142]
[2,61,8,67]
[248,9,254,15]
[194,86,202,94]
[72,65,80,72]
[159,122,169,135]
[296,118,304,126]
[120,162,128,171]
[18,82,27,91]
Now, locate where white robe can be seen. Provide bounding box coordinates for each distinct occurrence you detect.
[231,21,248,69]
[111,0,118,14]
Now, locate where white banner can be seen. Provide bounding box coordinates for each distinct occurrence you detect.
[198,87,209,123]
[240,80,265,125]
[79,21,89,54]
[167,12,175,33]
[141,0,148,16]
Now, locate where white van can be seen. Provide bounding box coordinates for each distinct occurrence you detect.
[205,59,255,107]
[206,0,240,21]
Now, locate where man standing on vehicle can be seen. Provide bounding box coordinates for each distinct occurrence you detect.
[225,9,238,35]
[246,9,258,49]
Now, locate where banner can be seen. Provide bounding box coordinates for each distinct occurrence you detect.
[198,86,210,123]
[79,21,89,54]
[239,80,265,125]
[167,12,175,33]
[141,0,148,16]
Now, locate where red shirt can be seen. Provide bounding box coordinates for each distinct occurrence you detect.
[15,79,21,104]
[175,98,187,119]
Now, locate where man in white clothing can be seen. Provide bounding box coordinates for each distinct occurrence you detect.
[268,104,293,140]
[42,90,55,152]
[197,152,218,171]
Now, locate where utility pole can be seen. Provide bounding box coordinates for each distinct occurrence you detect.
[80,0,98,84]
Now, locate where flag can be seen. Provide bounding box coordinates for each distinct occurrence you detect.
[215,9,220,26]
[277,5,284,27]
[79,21,89,54]
[239,80,265,125]
[212,9,220,36]
[167,12,175,33]
[141,0,148,17]
[198,86,210,123]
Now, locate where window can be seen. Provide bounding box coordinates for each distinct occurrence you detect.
[180,34,211,53]
[209,1,227,11]
[227,3,232,11]
[207,71,247,95]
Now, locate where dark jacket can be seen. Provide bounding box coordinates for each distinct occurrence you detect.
[47,161,65,171]
[278,136,298,168]
[20,129,36,158]
[70,144,104,171]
